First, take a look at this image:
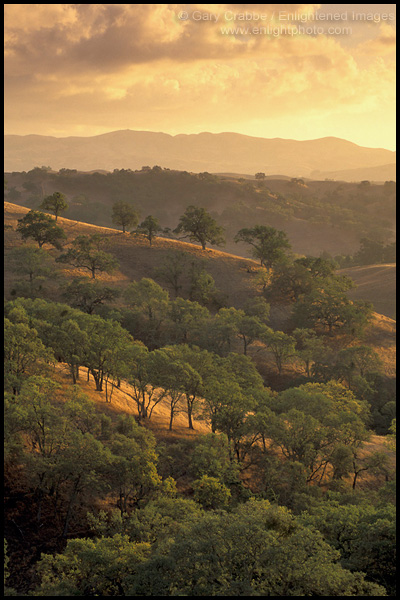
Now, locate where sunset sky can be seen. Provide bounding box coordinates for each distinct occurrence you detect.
[4,4,396,150]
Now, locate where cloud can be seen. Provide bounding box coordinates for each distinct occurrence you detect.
[4,4,396,148]
[4,4,324,75]
[355,23,396,55]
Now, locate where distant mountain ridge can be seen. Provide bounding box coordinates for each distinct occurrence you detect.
[4,130,396,180]
[311,163,396,182]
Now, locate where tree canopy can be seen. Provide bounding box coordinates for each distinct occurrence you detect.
[234,225,291,270]
[134,215,162,245]
[16,210,66,249]
[56,234,119,279]
[111,201,140,233]
[40,191,68,221]
[174,205,225,250]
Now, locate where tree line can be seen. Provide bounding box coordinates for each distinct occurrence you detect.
[6,167,395,252]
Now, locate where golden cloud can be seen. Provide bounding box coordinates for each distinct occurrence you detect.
[4,4,396,148]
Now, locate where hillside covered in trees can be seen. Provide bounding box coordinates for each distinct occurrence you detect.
[4,198,396,596]
[4,167,396,258]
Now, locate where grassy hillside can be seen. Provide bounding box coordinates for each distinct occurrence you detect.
[4,168,396,258]
[339,264,396,320]
[4,201,260,312]
[50,361,395,486]
[312,162,396,183]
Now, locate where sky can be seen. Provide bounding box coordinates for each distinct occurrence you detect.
[4,3,396,149]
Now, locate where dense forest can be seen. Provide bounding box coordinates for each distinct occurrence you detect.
[4,180,396,596]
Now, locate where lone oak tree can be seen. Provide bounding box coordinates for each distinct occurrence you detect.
[16,211,66,249]
[62,278,119,314]
[234,225,291,270]
[174,205,225,250]
[56,234,119,279]
[111,200,139,233]
[134,215,162,246]
[40,191,68,221]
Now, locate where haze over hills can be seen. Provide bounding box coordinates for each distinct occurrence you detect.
[310,163,396,183]
[4,130,396,180]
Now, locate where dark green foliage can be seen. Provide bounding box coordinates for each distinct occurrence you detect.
[263,329,296,374]
[4,176,396,599]
[40,191,68,221]
[174,205,225,250]
[4,315,54,394]
[292,328,326,377]
[262,381,371,484]
[301,500,396,595]
[189,433,235,481]
[111,200,140,233]
[235,225,291,269]
[293,275,373,334]
[192,475,231,509]
[346,238,396,267]
[123,278,169,348]
[16,210,66,249]
[153,250,190,297]
[166,297,210,344]
[35,535,151,596]
[8,246,55,298]
[128,501,387,597]
[267,256,337,301]
[188,261,219,306]
[62,278,120,314]
[107,431,161,515]
[56,233,119,279]
[134,214,162,245]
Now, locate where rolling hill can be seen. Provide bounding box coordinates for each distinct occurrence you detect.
[4,168,396,259]
[4,202,396,377]
[4,130,396,179]
[339,263,396,320]
[311,162,396,183]
[3,202,269,314]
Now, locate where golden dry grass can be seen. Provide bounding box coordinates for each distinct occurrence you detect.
[54,363,211,441]
[339,263,396,320]
[361,312,396,377]
[4,201,261,309]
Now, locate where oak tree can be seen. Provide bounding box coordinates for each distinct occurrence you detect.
[40,191,68,221]
[16,211,66,249]
[174,205,225,250]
